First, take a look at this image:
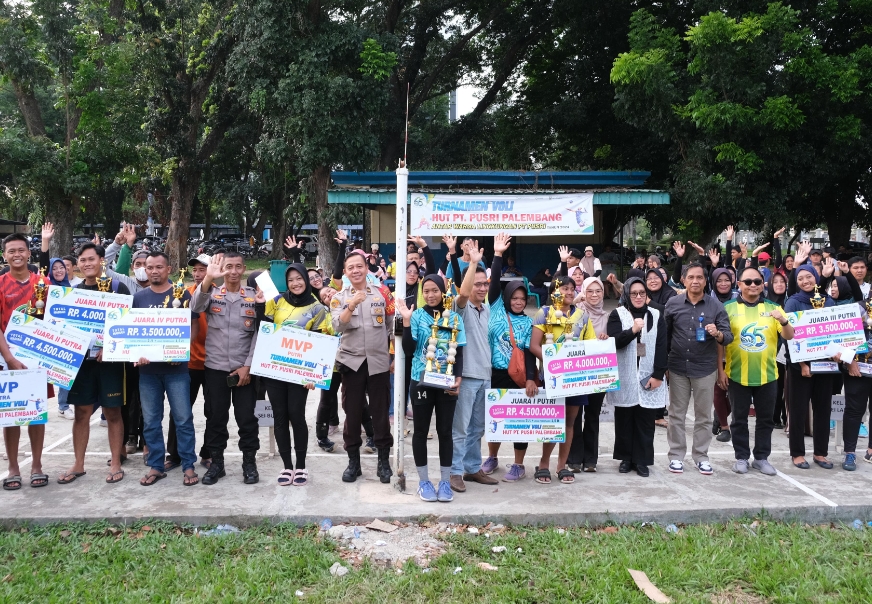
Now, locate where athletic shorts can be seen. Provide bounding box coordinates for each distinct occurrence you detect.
[68,359,124,408]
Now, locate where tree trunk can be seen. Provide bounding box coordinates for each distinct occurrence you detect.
[826,216,853,249]
[47,196,78,258]
[165,165,201,271]
[204,202,212,240]
[312,165,336,273]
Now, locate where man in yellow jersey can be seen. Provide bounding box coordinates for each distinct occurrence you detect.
[722,267,794,475]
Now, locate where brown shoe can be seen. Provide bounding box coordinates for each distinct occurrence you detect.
[463,470,499,485]
[449,475,466,493]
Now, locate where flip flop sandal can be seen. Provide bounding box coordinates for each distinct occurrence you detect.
[534,467,552,484]
[106,470,125,484]
[164,458,181,472]
[30,473,49,488]
[277,470,295,486]
[557,469,575,484]
[2,475,22,491]
[140,472,167,486]
[292,469,309,486]
[183,472,199,486]
[57,471,86,484]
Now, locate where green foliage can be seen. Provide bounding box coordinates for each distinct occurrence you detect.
[359,39,396,81]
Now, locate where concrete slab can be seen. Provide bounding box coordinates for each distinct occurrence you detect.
[3,387,872,528]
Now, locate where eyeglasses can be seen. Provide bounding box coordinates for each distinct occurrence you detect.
[406,268,419,274]
[740,279,763,286]
[473,282,489,288]
[629,292,647,298]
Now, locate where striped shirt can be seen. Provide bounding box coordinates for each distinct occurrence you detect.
[723,298,785,386]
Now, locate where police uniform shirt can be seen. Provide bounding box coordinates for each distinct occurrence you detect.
[330,283,390,375]
[191,283,258,372]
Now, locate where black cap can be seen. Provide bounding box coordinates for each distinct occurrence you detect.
[810,248,823,256]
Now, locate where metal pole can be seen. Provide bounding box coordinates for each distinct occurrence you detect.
[393,161,408,492]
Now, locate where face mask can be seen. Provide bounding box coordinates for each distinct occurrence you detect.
[134,267,148,281]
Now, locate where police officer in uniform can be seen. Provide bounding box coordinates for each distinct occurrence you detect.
[331,250,394,483]
[191,252,261,485]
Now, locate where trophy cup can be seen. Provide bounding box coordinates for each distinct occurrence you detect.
[97,260,112,292]
[810,285,825,309]
[172,268,187,308]
[425,319,439,372]
[544,278,568,344]
[865,298,872,330]
[440,279,455,328]
[445,316,459,376]
[29,268,48,316]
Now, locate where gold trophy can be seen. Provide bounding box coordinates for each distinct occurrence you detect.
[544,277,568,344]
[97,260,112,292]
[29,268,48,316]
[425,319,439,372]
[866,298,872,330]
[440,279,455,327]
[172,268,187,308]
[810,284,825,309]
[445,315,459,376]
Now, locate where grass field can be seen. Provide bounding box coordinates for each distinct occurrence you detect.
[2,519,870,602]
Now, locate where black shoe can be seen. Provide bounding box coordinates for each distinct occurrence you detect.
[619,460,632,473]
[712,418,721,436]
[636,464,650,477]
[241,451,259,485]
[342,451,362,483]
[317,438,335,453]
[202,455,226,485]
[773,422,784,430]
[364,437,375,453]
[716,429,732,443]
[376,447,392,484]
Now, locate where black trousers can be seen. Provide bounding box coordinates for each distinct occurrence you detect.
[727,379,776,461]
[491,368,528,451]
[341,362,392,453]
[264,378,309,470]
[315,372,373,440]
[787,366,832,458]
[568,391,605,466]
[122,363,143,446]
[410,381,456,468]
[203,367,260,455]
[773,362,787,425]
[167,367,209,462]
[843,374,872,453]
[613,405,656,466]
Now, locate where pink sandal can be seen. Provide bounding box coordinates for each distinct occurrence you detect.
[277,470,294,486]
[292,469,309,486]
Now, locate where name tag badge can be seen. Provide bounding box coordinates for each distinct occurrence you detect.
[637,342,647,357]
[810,361,839,374]
[858,362,872,377]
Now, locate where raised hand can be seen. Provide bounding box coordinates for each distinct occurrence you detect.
[558,245,570,263]
[708,248,721,266]
[114,223,126,245]
[774,226,786,239]
[672,241,685,258]
[124,224,137,247]
[334,229,347,244]
[725,225,735,240]
[822,259,835,277]
[255,288,266,304]
[41,222,54,241]
[838,260,849,274]
[688,241,705,255]
[493,232,511,255]
[285,236,303,249]
[395,297,413,321]
[207,253,226,279]
[467,242,483,265]
[751,242,771,256]
[739,242,748,255]
[93,233,102,246]
[795,240,811,265]
[350,288,367,309]
[442,234,457,254]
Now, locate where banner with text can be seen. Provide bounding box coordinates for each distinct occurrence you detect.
[543,337,620,398]
[102,308,191,362]
[786,306,866,363]
[0,369,49,428]
[250,323,339,390]
[5,313,90,389]
[45,286,132,348]
[485,389,565,443]
[410,193,594,236]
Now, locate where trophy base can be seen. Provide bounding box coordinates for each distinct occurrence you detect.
[421,371,454,389]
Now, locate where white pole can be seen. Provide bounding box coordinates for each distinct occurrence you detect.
[393,160,409,491]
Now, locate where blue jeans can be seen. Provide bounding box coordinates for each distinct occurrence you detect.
[57,388,69,411]
[451,377,490,476]
[140,372,196,472]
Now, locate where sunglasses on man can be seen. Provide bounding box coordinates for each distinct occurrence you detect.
[740,278,763,286]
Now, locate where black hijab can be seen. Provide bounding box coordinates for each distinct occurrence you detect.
[421,274,446,315]
[766,271,787,306]
[502,280,527,316]
[246,270,263,289]
[283,263,315,307]
[620,276,650,319]
[645,267,676,306]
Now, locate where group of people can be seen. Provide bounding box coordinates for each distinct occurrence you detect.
[2,223,871,503]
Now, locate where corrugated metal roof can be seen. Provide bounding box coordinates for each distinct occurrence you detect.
[331,170,651,188]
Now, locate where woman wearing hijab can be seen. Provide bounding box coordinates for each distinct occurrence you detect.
[396,275,466,503]
[645,267,676,309]
[710,268,737,304]
[784,263,836,470]
[480,234,538,482]
[764,271,789,429]
[566,276,610,473]
[607,276,668,477]
[528,274,598,484]
[568,265,585,293]
[256,263,331,486]
[580,246,601,279]
[47,257,71,287]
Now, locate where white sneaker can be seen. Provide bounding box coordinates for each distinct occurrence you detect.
[696,461,713,475]
[668,460,684,473]
[61,408,76,420]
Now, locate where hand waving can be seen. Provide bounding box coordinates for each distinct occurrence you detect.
[493,232,512,255]
[672,241,685,258]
